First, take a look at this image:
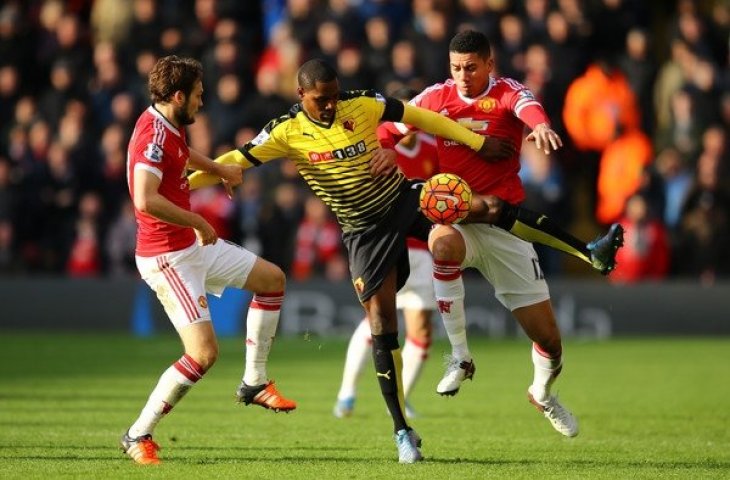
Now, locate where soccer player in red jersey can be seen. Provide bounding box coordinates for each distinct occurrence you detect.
[333,88,438,420]
[378,30,623,438]
[121,56,295,465]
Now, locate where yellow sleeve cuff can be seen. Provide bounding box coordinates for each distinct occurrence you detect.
[188,150,246,190]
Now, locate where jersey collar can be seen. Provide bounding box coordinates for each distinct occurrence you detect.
[299,103,335,129]
[148,106,182,137]
[455,76,495,104]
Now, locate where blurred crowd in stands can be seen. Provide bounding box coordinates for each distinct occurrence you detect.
[0,0,727,284]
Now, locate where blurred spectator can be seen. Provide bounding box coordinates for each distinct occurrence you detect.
[125,0,162,59]
[90,0,134,46]
[362,16,392,78]
[610,193,671,283]
[523,0,550,45]
[674,151,730,282]
[286,0,321,53]
[654,147,693,228]
[411,9,451,85]
[312,20,342,66]
[378,39,422,94]
[563,54,641,214]
[323,0,363,45]
[337,46,373,91]
[653,39,695,136]
[105,200,137,277]
[656,87,703,163]
[291,195,343,280]
[66,191,104,277]
[206,73,246,146]
[259,181,303,273]
[596,128,654,224]
[0,219,21,274]
[233,172,264,255]
[0,65,20,129]
[496,14,526,79]
[618,28,657,136]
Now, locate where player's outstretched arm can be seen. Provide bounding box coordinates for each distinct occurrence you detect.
[399,104,515,159]
[400,104,484,152]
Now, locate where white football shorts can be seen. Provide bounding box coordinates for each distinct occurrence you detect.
[396,248,437,311]
[436,223,550,311]
[136,239,258,330]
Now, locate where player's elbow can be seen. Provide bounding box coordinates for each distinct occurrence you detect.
[133,196,153,215]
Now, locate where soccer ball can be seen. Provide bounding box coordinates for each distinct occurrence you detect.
[419,173,472,225]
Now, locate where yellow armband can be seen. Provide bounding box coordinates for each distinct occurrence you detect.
[401,104,485,152]
[188,150,246,190]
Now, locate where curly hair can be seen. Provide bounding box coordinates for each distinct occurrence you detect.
[148,55,203,104]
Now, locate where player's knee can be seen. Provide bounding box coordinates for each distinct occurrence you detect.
[261,264,286,293]
[536,338,562,359]
[191,345,219,371]
[430,232,465,262]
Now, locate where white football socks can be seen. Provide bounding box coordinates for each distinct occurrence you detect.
[128,354,204,438]
[433,260,470,361]
[401,336,430,399]
[530,343,562,403]
[242,292,283,386]
[337,319,372,400]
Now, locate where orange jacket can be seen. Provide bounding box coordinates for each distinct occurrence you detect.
[563,65,640,151]
[596,130,653,223]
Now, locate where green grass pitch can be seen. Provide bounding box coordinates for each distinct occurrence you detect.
[0,333,728,479]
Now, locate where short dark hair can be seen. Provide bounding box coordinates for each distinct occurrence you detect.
[297,59,338,90]
[148,55,203,103]
[449,30,491,58]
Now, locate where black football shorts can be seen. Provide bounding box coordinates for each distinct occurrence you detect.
[342,181,432,303]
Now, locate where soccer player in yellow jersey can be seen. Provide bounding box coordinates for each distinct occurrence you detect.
[189,59,513,463]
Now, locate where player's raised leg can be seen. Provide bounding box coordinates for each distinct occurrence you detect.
[234,257,296,412]
[429,225,475,396]
[333,318,372,417]
[469,195,624,275]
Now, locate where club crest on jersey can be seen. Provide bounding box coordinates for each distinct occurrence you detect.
[477,97,497,113]
[198,295,208,309]
[342,119,355,131]
[143,143,163,162]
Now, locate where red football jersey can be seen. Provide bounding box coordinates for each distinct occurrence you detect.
[395,132,439,180]
[127,107,196,256]
[381,77,550,204]
[394,132,438,251]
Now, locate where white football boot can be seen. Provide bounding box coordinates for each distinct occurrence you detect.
[436,355,475,396]
[527,385,579,437]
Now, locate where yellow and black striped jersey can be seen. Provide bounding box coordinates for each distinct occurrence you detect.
[237,90,406,232]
